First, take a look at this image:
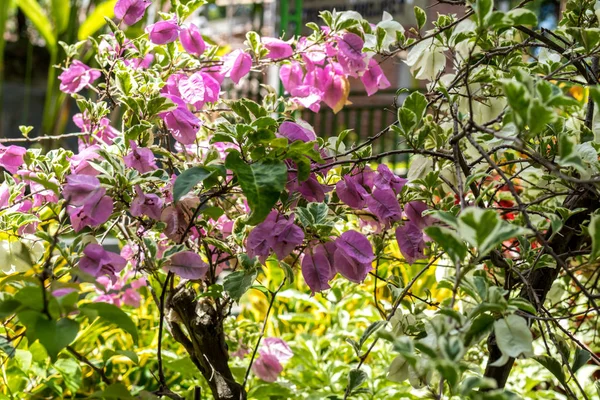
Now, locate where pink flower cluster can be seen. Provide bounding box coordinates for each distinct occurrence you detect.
[301,230,375,294]
[280,32,390,113]
[335,164,433,264]
[246,211,305,264]
[252,338,293,382]
[62,174,113,231]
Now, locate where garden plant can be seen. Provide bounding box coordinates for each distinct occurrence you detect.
[0,0,599,399]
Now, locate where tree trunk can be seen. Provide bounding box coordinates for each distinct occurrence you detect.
[484,186,598,388]
[168,287,246,400]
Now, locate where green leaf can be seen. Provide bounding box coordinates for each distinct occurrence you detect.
[346,369,368,395]
[533,355,567,387]
[359,321,387,349]
[424,226,467,263]
[15,0,56,52]
[115,68,138,96]
[51,0,70,34]
[502,80,530,124]
[279,261,295,284]
[295,202,330,227]
[29,318,79,361]
[491,314,533,366]
[54,358,82,393]
[223,270,258,301]
[398,108,417,135]
[505,8,537,26]
[0,299,21,318]
[403,91,428,122]
[474,0,493,28]
[508,298,536,314]
[225,152,287,225]
[464,314,494,347]
[387,355,409,383]
[0,335,15,358]
[527,99,555,134]
[458,207,529,258]
[173,166,215,202]
[589,215,600,261]
[78,0,117,41]
[414,6,426,30]
[94,383,135,399]
[572,348,591,373]
[80,303,138,342]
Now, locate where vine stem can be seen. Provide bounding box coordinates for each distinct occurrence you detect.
[242,278,287,389]
[157,271,173,389]
[344,254,442,400]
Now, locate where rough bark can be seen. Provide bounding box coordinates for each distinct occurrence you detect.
[484,186,598,388]
[168,287,246,400]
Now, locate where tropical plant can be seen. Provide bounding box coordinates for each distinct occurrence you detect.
[0,0,599,399]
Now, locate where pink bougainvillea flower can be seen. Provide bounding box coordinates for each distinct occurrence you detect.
[302,247,334,294]
[161,73,186,98]
[297,37,327,66]
[335,230,374,265]
[333,248,371,283]
[145,19,181,45]
[20,172,59,207]
[161,95,202,144]
[262,37,293,59]
[361,58,391,96]
[297,174,331,202]
[0,182,11,208]
[114,0,151,26]
[404,201,435,230]
[124,141,157,174]
[374,164,407,194]
[74,114,119,146]
[246,212,304,263]
[366,188,402,225]
[279,61,304,94]
[179,72,220,109]
[180,24,206,56]
[126,53,154,69]
[122,288,141,307]
[269,219,304,260]
[246,212,277,263]
[290,85,322,112]
[261,337,293,362]
[253,338,293,382]
[65,176,113,231]
[395,222,427,265]
[160,204,191,242]
[337,32,367,77]
[221,49,252,84]
[58,60,101,94]
[130,185,163,220]
[0,144,26,174]
[322,63,350,113]
[352,166,376,190]
[278,121,316,142]
[165,251,208,280]
[81,193,114,224]
[253,354,283,382]
[69,145,102,176]
[79,243,127,283]
[333,230,374,283]
[336,175,368,210]
[62,174,104,207]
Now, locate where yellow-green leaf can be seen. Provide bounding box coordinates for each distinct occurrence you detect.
[78,0,117,41]
[15,0,56,52]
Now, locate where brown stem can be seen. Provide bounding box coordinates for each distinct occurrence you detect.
[168,288,246,400]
